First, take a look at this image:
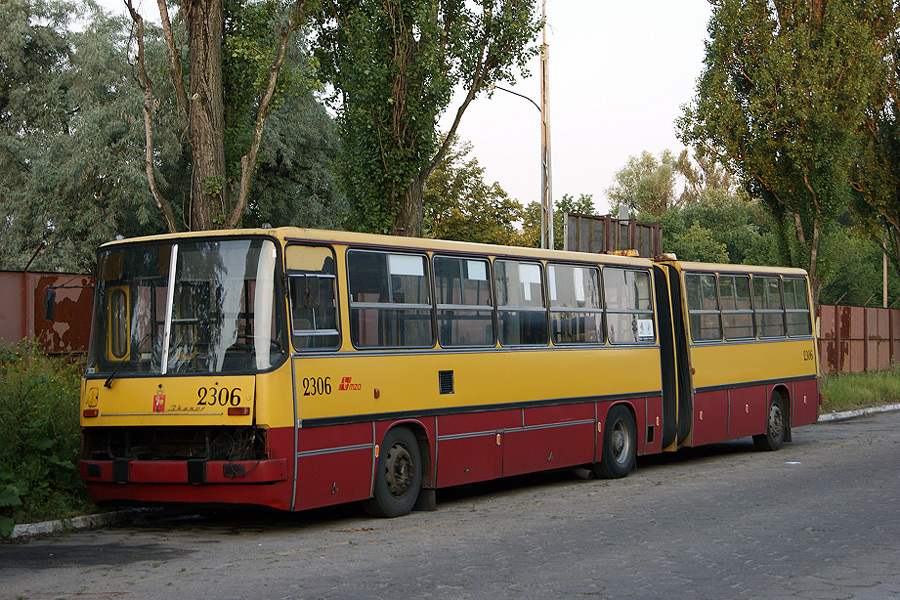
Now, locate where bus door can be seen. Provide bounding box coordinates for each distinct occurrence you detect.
[653,264,693,448]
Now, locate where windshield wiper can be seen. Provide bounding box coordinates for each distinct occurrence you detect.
[104,332,152,389]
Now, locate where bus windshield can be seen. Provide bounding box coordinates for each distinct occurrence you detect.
[87,238,285,377]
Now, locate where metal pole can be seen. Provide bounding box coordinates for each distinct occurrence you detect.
[540,0,553,250]
[884,229,889,309]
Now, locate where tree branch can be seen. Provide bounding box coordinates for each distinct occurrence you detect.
[225,0,308,228]
[126,0,178,233]
[154,0,190,134]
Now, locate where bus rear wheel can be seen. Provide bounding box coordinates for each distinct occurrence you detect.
[753,394,787,451]
[364,427,422,518]
[594,405,636,479]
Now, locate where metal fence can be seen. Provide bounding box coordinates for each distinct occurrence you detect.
[817,304,900,374]
[0,270,94,354]
[564,213,662,258]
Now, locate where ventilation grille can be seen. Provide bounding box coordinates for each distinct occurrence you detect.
[438,370,454,395]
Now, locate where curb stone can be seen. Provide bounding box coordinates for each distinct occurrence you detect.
[7,404,900,541]
[8,508,163,541]
[817,402,900,423]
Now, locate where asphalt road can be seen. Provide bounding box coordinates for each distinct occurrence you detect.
[3,411,900,600]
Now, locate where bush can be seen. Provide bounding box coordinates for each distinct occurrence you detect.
[0,342,94,537]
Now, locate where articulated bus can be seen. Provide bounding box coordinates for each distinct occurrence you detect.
[79,227,820,517]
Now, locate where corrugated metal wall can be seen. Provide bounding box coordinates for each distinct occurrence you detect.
[0,270,93,354]
[818,305,900,374]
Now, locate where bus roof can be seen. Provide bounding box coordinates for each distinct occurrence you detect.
[98,226,655,267]
[662,259,808,277]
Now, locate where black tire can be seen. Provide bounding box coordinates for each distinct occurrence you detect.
[593,404,637,479]
[364,427,422,518]
[753,394,787,451]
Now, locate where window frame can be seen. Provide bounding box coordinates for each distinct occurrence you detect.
[547,262,604,345]
[752,275,787,339]
[684,272,724,343]
[603,266,656,345]
[346,248,435,349]
[286,243,341,352]
[782,276,813,337]
[719,273,755,341]
[493,258,549,347]
[433,254,496,348]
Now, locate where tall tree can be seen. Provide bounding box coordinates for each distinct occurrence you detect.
[679,0,892,305]
[423,137,523,245]
[126,0,318,231]
[0,0,177,271]
[849,10,900,275]
[606,150,680,217]
[0,0,343,270]
[316,0,542,237]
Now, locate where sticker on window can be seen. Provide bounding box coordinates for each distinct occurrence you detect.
[388,254,424,277]
[638,319,655,340]
[466,260,487,281]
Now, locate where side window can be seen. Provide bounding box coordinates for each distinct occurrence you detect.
[286,245,340,351]
[719,274,754,340]
[107,287,130,360]
[604,268,655,344]
[494,260,548,346]
[753,276,786,338]
[434,256,494,347]
[348,250,434,348]
[783,277,812,336]
[685,273,722,342]
[548,263,603,344]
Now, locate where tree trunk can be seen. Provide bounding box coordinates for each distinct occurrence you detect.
[391,173,428,237]
[806,214,822,308]
[186,0,226,231]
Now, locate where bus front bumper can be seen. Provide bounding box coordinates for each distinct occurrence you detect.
[79,458,288,485]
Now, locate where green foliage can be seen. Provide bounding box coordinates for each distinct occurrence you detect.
[821,366,900,414]
[424,137,524,245]
[222,0,321,184]
[0,0,343,270]
[680,0,892,303]
[521,193,597,249]
[848,19,900,276]
[317,0,542,236]
[0,342,93,537]
[653,187,779,265]
[818,226,900,305]
[0,0,175,271]
[607,150,680,217]
[243,92,347,229]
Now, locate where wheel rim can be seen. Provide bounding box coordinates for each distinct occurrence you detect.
[611,419,633,465]
[383,442,414,498]
[768,402,784,438]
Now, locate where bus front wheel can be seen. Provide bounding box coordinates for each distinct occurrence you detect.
[753,394,787,451]
[594,405,636,479]
[364,427,422,518]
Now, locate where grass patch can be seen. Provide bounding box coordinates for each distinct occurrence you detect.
[820,366,900,414]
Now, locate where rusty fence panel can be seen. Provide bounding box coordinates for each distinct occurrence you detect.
[0,270,94,355]
[564,213,662,258]
[817,304,899,374]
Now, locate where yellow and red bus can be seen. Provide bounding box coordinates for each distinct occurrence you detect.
[79,228,819,517]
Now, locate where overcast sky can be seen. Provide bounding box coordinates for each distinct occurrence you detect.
[443,0,713,213]
[102,0,713,215]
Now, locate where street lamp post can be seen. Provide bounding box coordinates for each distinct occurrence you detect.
[491,2,553,249]
[539,0,552,250]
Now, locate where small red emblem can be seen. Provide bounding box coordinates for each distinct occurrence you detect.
[153,392,166,413]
